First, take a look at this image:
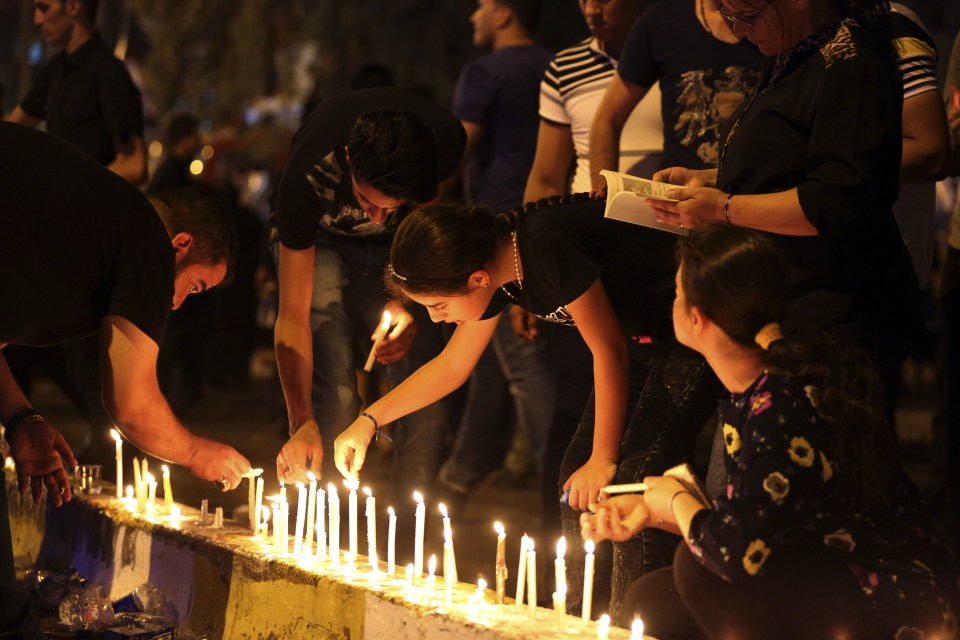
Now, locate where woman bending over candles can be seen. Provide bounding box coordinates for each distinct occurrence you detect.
[334,194,718,616]
[582,224,958,639]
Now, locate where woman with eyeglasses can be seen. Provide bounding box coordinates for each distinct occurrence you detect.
[646,0,917,408]
[582,224,958,639]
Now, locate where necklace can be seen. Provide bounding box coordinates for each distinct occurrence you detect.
[699,0,714,37]
[511,231,523,290]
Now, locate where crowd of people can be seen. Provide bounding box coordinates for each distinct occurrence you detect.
[3,0,960,637]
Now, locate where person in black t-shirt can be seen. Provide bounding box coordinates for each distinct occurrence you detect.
[334,196,718,618]
[273,88,465,522]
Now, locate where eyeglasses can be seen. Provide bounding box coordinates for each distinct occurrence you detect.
[715,2,765,28]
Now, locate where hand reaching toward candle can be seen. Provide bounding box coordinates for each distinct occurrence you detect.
[185,436,251,491]
[371,302,418,365]
[580,494,651,543]
[8,417,77,507]
[333,415,377,482]
[563,457,617,512]
[277,420,323,484]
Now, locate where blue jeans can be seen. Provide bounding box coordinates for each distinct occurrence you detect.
[439,310,555,489]
[271,231,449,523]
[558,341,719,620]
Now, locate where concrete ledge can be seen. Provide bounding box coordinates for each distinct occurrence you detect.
[9,484,633,639]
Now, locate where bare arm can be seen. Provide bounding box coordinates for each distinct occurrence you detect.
[523,120,575,202]
[588,74,649,190]
[275,244,318,433]
[562,280,630,511]
[901,90,950,182]
[101,316,250,488]
[444,120,484,199]
[107,134,148,185]
[4,107,40,127]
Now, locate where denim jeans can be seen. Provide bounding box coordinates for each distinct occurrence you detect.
[558,341,719,620]
[271,231,449,529]
[439,310,555,489]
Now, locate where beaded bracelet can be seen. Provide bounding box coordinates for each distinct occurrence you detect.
[360,411,381,442]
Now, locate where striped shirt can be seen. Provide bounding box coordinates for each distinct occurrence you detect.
[539,37,663,192]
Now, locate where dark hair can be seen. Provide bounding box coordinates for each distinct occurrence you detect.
[677,224,896,501]
[499,0,542,33]
[346,110,439,203]
[831,0,895,62]
[165,113,200,146]
[149,187,239,279]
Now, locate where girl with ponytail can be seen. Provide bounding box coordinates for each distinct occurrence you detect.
[584,224,958,639]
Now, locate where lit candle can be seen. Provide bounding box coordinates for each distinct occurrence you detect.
[141,458,149,494]
[387,506,397,576]
[476,578,487,604]
[245,468,264,533]
[426,553,437,599]
[328,483,340,567]
[125,485,134,510]
[582,539,595,622]
[254,477,264,536]
[555,536,567,597]
[553,589,566,628]
[200,498,208,526]
[346,479,359,560]
[526,538,537,614]
[630,618,644,640]
[364,487,377,571]
[305,472,317,554]
[494,522,507,604]
[280,482,286,503]
[279,500,289,554]
[146,473,157,514]
[271,502,281,552]
[294,482,306,554]
[405,563,414,590]
[597,614,611,640]
[315,485,327,560]
[162,465,174,509]
[132,455,142,508]
[363,310,393,372]
[515,533,529,607]
[168,504,182,528]
[438,503,458,583]
[413,491,425,578]
[111,429,123,499]
[258,505,270,540]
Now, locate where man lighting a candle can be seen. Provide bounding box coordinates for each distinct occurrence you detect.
[272,87,465,522]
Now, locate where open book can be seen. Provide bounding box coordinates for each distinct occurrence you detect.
[601,169,688,236]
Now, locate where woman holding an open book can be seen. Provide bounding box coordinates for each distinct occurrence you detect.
[645,0,916,405]
[582,224,957,639]
[332,194,719,618]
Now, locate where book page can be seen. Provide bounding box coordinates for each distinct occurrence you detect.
[601,169,688,236]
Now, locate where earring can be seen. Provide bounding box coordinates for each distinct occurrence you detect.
[484,283,489,288]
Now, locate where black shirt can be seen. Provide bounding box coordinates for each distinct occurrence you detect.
[20,33,144,165]
[147,156,195,195]
[276,87,466,250]
[0,122,173,347]
[482,199,677,341]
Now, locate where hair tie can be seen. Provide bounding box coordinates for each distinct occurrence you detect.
[755,322,783,351]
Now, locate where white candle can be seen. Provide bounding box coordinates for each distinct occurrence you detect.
[146,473,157,514]
[630,618,644,640]
[515,533,528,607]
[271,502,281,552]
[553,590,566,628]
[438,502,457,583]
[125,485,134,510]
[413,491,425,578]
[597,614,611,640]
[387,507,397,576]
[279,501,289,554]
[328,483,340,567]
[162,465,174,509]
[364,487,377,571]
[405,563,414,590]
[200,498,208,526]
[245,468,263,533]
[214,506,224,529]
[132,456,142,508]
[363,310,393,372]
[346,479,359,560]
[476,578,487,604]
[494,522,507,604]
[582,539,595,622]
[141,458,149,494]
[555,536,567,597]
[426,553,437,598]
[168,504,182,528]
[254,477,264,536]
[526,538,537,614]
[305,472,317,554]
[259,506,270,540]
[111,429,123,499]
[315,486,327,560]
[294,482,306,554]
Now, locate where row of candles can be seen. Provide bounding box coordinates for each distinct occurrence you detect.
[109,430,645,637]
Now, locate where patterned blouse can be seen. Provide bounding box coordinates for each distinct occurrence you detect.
[687,372,958,637]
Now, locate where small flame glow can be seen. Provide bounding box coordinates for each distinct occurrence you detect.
[494,521,504,536]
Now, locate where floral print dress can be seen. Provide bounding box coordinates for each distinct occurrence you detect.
[686,372,958,639]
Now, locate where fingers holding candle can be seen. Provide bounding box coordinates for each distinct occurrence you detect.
[333,417,375,481]
[363,310,393,372]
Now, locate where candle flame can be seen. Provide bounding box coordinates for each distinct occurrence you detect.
[363,487,372,497]
[242,467,264,478]
[413,490,423,504]
[428,554,437,575]
[380,310,392,330]
[145,472,155,484]
[527,538,535,552]
[295,481,304,489]
[631,618,644,638]
[477,578,487,591]
[265,494,285,504]
[438,502,448,518]
[585,539,595,554]
[599,614,611,629]
[125,485,133,499]
[162,465,170,477]
[494,521,504,535]
[388,506,395,516]
[327,482,337,493]
[110,429,121,442]
[307,471,316,482]
[557,536,566,559]
[259,505,271,522]
[344,478,359,491]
